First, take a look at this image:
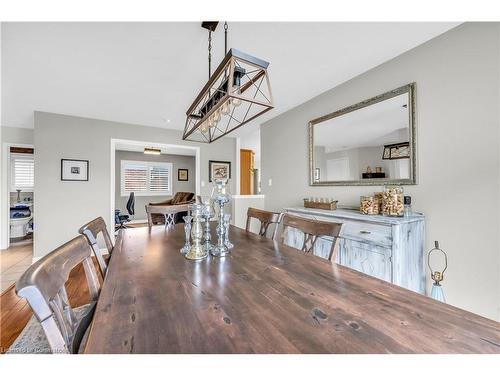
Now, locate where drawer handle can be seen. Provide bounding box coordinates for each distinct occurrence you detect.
[359,230,371,234]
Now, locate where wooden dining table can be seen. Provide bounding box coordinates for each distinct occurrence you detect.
[84,223,500,354]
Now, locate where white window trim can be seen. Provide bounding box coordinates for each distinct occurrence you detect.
[120,160,173,197]
[10,153,34,193]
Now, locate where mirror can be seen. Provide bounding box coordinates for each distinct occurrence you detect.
[309,83,416,186]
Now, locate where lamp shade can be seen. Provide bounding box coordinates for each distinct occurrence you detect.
[183,48,273,143]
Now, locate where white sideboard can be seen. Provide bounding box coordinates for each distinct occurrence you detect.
[284,207,425,293]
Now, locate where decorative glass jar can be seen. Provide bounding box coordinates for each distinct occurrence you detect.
[360,196,379,215]
[374,192,384,213]
[382,186,404,216]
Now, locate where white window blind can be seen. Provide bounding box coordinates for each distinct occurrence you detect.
[11,154,34,191]
[121,160,172,196]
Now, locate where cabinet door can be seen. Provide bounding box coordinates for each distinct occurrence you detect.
[339,239,392,283]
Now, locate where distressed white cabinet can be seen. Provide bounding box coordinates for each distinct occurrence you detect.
[284,207,425,293]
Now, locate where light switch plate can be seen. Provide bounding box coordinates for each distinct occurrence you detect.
[268,178,272,186]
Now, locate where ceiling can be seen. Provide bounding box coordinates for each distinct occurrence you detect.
[316,93,409,153]
[1,22,459,137]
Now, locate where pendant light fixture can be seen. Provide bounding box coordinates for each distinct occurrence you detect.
[183,22,273,143]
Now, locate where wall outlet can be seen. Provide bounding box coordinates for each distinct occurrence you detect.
[201,181,205,187]
[268,178,272,186]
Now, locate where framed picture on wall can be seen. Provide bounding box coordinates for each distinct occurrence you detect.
[209,160,231,182]
[61,159,89,181]
[178,168,189,181]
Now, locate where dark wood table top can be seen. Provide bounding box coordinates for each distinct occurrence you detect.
[85,224,500,354]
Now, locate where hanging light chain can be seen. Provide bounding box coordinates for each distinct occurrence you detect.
[224,21,228,55]
[208,30,212,78]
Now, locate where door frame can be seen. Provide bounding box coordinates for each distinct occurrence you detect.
[1,142,34,250]
[109,138,201,234]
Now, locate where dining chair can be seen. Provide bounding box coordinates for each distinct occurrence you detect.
[281,214,343,262]
[13,235,100,354]
[245,207,283,241]
[79,216,114,278]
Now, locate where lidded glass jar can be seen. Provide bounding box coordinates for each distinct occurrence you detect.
[382,185,404,216]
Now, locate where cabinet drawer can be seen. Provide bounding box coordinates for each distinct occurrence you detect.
[341,221,392,248]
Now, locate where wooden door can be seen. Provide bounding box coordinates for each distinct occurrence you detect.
[240,149,254,195]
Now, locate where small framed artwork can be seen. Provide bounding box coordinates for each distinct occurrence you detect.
[314,168,321,182]
[61,159,89,181]
[178,168,189,181]
[209,160,231,182]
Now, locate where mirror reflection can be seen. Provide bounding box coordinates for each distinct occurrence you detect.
[310,84,415,185]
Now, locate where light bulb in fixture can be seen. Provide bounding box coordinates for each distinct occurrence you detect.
[213,109,221,123]
[221,101,230,116]
[207,116,214,128]
[232,98,242,107]
[200,121,209,133]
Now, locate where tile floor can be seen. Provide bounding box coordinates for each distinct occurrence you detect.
[0,238,33,293]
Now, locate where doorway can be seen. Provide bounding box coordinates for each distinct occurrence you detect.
[240,148,255,195]
[110,139,200,231]
[1,144,34,293]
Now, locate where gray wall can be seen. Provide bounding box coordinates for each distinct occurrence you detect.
[115,150,195,220]
[34,111,236,259]
[261,23,500,320]
[1,126,34,144]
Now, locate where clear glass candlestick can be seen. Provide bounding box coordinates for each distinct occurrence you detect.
[210,179,231,257]
[201,197,214,253]
[202,213,214,253]
[180,215,192,254]
[223,213,233,249]
[185,204,208,260]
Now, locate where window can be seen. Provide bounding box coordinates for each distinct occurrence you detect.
[120,160,172,196]
[11,154,34,191]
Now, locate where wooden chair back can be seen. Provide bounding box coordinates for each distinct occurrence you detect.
[245,207,283,241]
[15,235,100,354]
[79,217,113,277]
[281,214,343,261]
